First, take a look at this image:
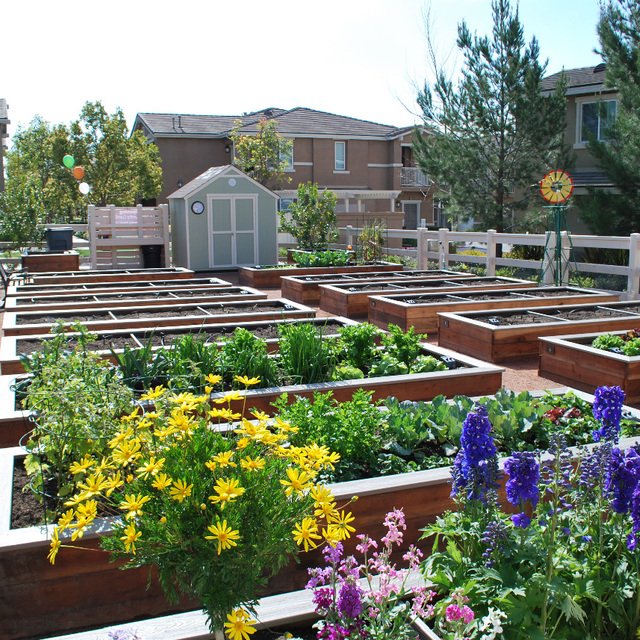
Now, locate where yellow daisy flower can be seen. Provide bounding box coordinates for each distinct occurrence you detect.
[120,493,152,520]
[169,479,193,502]
[136,456,166,479]
[205,373,223,386]
[151,472,172,491]
[292,517,321,552]
[234,375,261,387]
[208,477,245,509]
[48,527,61,565]
[280,467,313,496]
[140,385,166,401]
[205,519,241,555]
[328,510,356,540]
[240,456,266,472]
[224,608,257,640]
[121,522,142,554]
[69,455,95,476]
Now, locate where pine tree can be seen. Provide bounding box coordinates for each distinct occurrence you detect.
[578,0,640,235]
[414,0,568,232]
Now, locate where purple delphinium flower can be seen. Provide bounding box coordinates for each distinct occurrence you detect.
[592,385,625,443]
[605,447,640,513]
[504,451,540,528]
[511,512,531,528]
[337,580,363,618]
[481,519,509,566]
[628,483,640,550]
[451,404,499,503]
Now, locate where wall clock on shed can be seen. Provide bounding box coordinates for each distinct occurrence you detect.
[191,200,205,215]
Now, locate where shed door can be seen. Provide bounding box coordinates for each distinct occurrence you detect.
[208,195,257,267]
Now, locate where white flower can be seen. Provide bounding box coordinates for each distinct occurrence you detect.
[478,607,507,639]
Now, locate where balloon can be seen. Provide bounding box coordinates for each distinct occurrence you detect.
[72,166,85,180]
[62,154,75,169]
[78,182,90,195]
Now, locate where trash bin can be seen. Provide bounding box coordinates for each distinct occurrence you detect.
[141,245,163,268]
[45,227,74,251]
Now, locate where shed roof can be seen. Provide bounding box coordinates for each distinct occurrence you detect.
[167,165,278,200]
[136,106,408,140]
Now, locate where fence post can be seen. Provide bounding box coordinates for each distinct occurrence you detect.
[417,228,428,270]
[486,229,497,276]
[541,231,555,285]
[438,227,449,269]
[88,205,97,269]
[627,233,640,300]
[560,231,571,285]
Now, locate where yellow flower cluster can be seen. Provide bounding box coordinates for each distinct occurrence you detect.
[47,379,350,570]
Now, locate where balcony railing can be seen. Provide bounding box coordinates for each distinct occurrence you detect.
[401,167,431,187]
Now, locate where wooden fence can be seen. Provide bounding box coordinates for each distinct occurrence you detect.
[342,226,640,299]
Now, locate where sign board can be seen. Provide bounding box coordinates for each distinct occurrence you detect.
[115,208,139,225]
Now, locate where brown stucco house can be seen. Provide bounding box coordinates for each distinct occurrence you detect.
[541,64,618,195]
[132,107,438,233]
[0,99,9,192]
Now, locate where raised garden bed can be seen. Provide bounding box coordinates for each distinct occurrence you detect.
[211,343,503,416]
[4,388,639,639]
[6,276,231,297]
[4,285,267,313]
[237,262,401,288]
[280,269,471,305]
[11,266,194,286]
[368,286,621,334]
[2,299,315,337]
[319,276,536,319]
[438,300,640,363]
[539,330,640,404]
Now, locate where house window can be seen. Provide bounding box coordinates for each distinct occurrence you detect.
[280,141,294,172]
[579,99,617,143]
[335,141,346,171]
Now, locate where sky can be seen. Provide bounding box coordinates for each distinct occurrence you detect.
[3,0,603,145]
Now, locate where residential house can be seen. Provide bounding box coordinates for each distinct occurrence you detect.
[133,107,437,239]
[541,64,618,195]
[0,99,9,192]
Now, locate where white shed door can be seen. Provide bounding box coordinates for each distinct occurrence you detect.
[209,196,257,267]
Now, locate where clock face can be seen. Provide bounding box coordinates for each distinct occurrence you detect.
[191,200,205,215]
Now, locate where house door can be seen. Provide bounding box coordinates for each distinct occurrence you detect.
[209,196,257,267]
[402,201,421,230]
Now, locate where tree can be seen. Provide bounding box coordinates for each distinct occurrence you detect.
[0,102,162,233]
[414,0,568,233]
[578,0,640,235]
[279,182,338,250]
[69,101,163,207]
[229,116,292,187]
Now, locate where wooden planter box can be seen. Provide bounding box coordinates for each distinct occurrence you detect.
[237,262,400,288]
[5,392,639,640]
[12,266,194,286]
[21,250,80,273]
[0,375,29,449]
[368,287,621,334]
[539,330,640,403]
[2,299,315,337]
[320,276,536,319]
[6,276,231,298]
[212,344,503,416]
[280,269,471,305]
[3,286,267,313]
[438,300,640,363]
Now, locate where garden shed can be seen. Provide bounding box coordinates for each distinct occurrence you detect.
[168,165,278,270]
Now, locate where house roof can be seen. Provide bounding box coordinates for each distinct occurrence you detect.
[135,107,408,140]
[541,64,615,96]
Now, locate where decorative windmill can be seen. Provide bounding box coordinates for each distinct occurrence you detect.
[539,170,574,286]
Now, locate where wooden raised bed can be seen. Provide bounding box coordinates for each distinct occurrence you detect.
[5,392,639,640]
[4,286,267,313]
[438,300,640,363]
[320,276,536,319]
[214,343,503,416]
[21,250,80,273]
[5,277,232,299]
[237,262,401,288]
[2,299,315,337]
[12,266,194,286]
[280,269,471,305]
[368,287,621,334]
[539,330,640,404]
[0,375,28,449]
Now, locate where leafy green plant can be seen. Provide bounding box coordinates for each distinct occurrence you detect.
[23,324,135,517]
[218,328,278,389]
[272,390,387,481]
[277,322,336,384]
[290,249,351,267]
[411,354,447,373]
[358,218,386,263]
[380,324,426,366]
[113,337,170,392]
[369,354,409,377]
[160,333,219,392]
[592,333,626,351]
[336,322,381,372]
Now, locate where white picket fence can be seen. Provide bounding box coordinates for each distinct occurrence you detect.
[342,226,640,299]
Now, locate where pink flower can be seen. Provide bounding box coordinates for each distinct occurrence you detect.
[446,604,462,622]
[461,605,475,624]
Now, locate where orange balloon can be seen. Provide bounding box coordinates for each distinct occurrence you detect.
[72,166,85,180]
